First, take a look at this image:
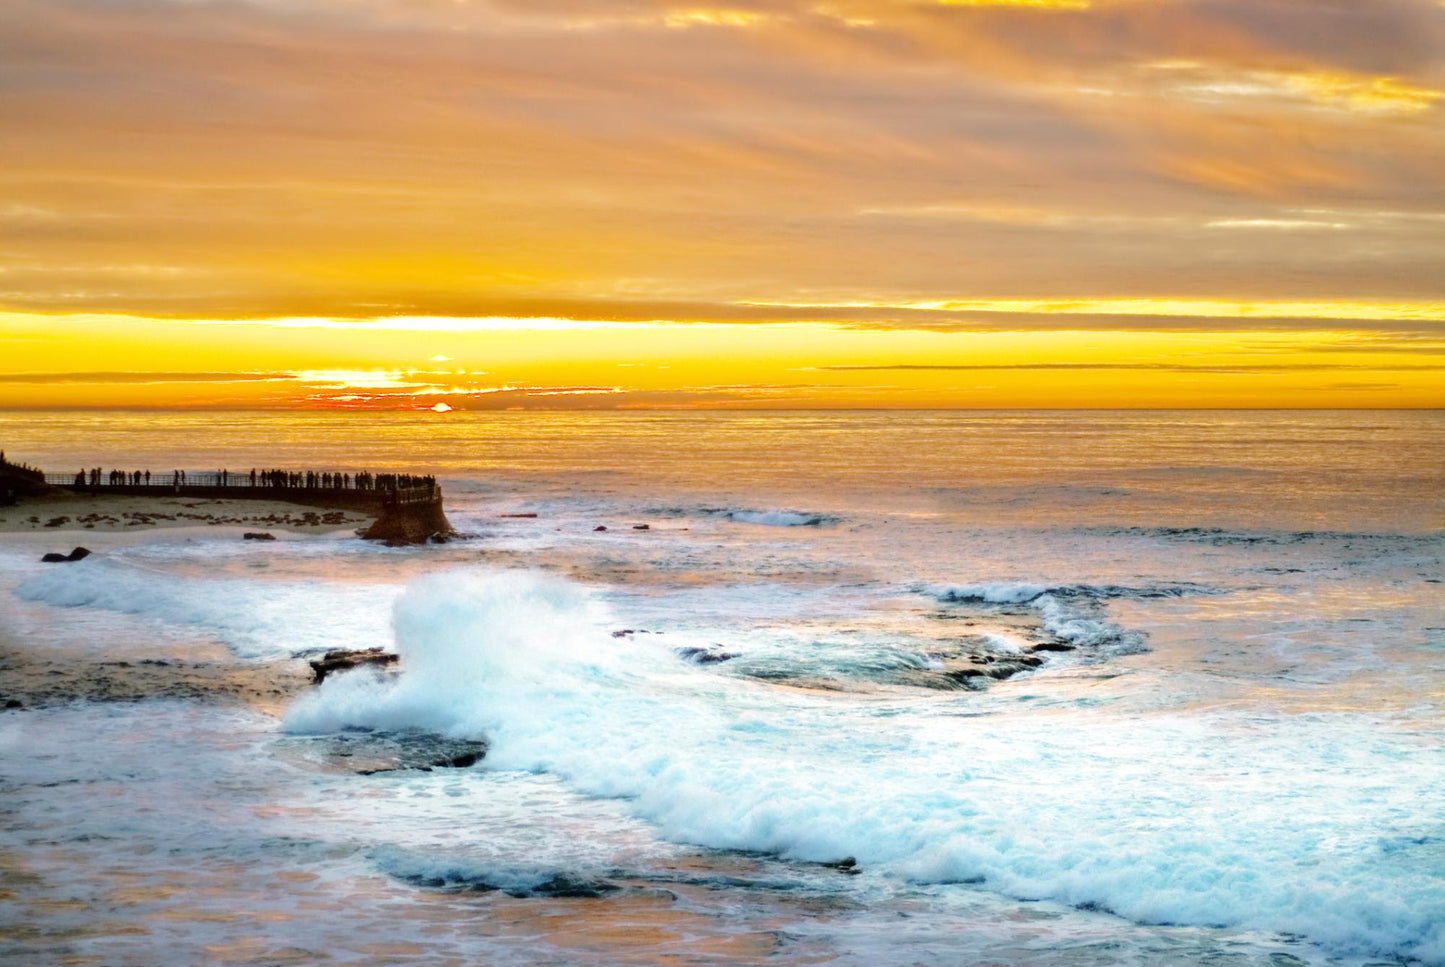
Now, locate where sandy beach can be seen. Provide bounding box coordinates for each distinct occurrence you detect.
[0,492,372,535]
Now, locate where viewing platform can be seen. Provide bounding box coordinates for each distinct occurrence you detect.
[10,460,454,544]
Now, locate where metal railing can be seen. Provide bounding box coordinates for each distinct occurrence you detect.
[43,470,437,497]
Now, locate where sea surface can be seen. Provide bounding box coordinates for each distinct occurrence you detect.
[1,410,1442,966]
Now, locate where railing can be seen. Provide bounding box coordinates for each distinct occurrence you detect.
[42,470,437,497]
[382,485,442,507]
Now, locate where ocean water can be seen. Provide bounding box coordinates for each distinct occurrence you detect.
[1,410,1442,965]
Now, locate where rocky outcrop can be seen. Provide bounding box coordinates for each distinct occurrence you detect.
[304,730,488,775]
[40,547,92,563]
[309,648,399,683]
[361,491,454,545]
[675,646,737,664]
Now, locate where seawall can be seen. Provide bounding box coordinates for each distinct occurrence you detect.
[361,490,455,545]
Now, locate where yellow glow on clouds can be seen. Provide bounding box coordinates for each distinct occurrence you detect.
[663,9,770,28]
[741,298,1445,323]
[1148,61,1444,114]
[936,0,1092,8]
[0,310,1440,409]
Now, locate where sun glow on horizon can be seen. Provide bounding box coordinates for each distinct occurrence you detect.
[1,0,1442,409]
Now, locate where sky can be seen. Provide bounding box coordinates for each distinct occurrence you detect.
[1,0,1443,409]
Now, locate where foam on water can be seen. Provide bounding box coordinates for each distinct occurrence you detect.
[724,510,834,527]
[285,569,1445,964]
[931,582,1147,652]
[15,555,395,658]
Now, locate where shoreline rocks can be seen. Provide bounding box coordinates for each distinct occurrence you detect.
[293,729,489,776]
[40,546,92,563]
[308,648,399,684]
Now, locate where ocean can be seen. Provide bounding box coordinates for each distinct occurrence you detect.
[1,410,1442,965]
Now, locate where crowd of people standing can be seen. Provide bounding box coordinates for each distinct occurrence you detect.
[68,468,436,492]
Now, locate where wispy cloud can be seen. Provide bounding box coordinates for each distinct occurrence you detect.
[815,361,1445,373]
[0,371,298,384]
[1,0,1443,405]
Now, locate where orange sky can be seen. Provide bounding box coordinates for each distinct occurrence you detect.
[1,0,1442,408]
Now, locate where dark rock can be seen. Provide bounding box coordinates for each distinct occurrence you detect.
[822,856,860,874]
[499,513,538,519]
[984,660,1041,680]
[40,547,91,564]
[518,875,620,899]
[4,699,22,710]
[309,648,399,684]
[243,531,277,541]
[593,525,608,532]
[1028,642,1076,653]
[632,524,650,530]
[362,493,455,546]
[306,729,488,775]
[675,646,738,665]
[390,867,615,898]
[44,517,69,528]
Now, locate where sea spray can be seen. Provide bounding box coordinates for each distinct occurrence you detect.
[284,570,1445,964]
[15,555,393,659]
[285,570,633,740]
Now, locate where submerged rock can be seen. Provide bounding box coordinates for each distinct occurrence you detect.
[388,864,618,898]
[40,546,91,564]
[675,646,738,665]
[302,729,488,775]
[308,648,398,683]
[243,531,276,541]
[519,874,621,898]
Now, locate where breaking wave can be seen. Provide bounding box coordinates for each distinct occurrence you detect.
[724,509,835,527]
[925,581,1175,652]
[284,569,1445,964]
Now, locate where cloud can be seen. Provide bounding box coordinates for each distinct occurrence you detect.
[816,361,1445,373]
[0,0,1442,406]
[0,371,298,383]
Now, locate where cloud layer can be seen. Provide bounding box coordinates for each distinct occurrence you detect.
[1,0,1442,405]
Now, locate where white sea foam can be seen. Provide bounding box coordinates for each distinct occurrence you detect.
[932,582,1143,651]
[15,556,393,658]
[934,582,1055,605]
[726,510,831,527]
[284,569,1445,964]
